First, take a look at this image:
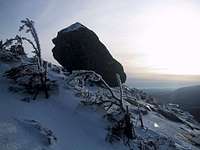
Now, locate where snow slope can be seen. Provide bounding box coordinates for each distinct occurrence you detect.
[0,56,200,150]
[0,61,126,150]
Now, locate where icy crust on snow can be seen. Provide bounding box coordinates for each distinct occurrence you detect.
[0,57,200,150]
[63,70,200,150]
[61,22,85,33]
[0,119,55,150]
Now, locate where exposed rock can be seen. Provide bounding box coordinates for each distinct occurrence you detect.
[52,22,126,87]
[157,107,183,123]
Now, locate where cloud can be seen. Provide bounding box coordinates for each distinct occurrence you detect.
[1,0,200,87]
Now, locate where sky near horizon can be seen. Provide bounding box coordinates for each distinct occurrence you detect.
[1,0,200,88]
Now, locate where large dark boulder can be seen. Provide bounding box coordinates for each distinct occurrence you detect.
[52,22,126,87]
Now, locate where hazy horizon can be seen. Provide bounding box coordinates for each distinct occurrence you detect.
[1,0,200,88]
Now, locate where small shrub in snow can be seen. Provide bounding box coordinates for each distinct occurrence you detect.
[4,64,57,100]
[18,18,51,99]
[106,106,136,148]
[65,70,125,113]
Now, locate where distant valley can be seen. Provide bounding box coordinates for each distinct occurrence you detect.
[143,85,200,122]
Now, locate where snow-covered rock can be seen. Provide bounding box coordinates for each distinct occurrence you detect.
[52,22,126,87]
[60,22,85,33]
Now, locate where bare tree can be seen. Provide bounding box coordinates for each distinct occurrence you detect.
[116,73,124,112]
[138,106,144,128]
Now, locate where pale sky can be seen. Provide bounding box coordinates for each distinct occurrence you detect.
[1,0,200,88]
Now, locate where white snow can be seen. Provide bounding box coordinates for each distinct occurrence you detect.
[0,62,126,150]
[61,22,84,33]
[0,56,200,150]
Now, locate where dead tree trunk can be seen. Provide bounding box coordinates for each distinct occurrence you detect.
[125,106,136,140]
[116,73,124,112]
[43,62,49,98]
[138,107,144,128]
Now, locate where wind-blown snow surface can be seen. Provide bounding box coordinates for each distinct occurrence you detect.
[0,62,125,150]
[0,58,200,150]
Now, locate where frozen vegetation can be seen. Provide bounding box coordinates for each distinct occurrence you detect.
[0,19,200,150]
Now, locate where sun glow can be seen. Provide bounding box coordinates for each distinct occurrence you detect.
[135,3,200,75]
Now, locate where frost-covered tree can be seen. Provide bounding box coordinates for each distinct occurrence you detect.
[18,18,49,99]
[1,18,54,99]
[1,36,21,50]
[0,36,26,62]
[19,18,42,68]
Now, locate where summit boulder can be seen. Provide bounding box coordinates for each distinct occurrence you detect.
[52,22,126,87]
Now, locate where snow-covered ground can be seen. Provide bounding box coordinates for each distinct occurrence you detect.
[0,55,200,150]
[0,60,126,150]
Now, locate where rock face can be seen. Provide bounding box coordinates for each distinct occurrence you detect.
[52,22,126,87]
